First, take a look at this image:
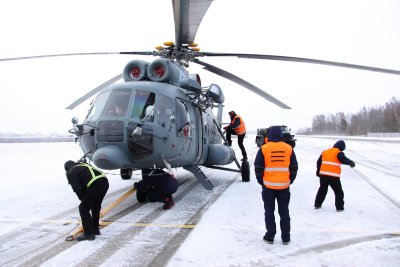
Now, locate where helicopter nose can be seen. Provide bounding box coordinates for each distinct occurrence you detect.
[93,145,131,170]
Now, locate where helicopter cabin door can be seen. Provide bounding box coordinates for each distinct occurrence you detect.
[174,98,200,164]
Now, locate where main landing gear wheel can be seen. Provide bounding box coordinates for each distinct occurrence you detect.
[241,160,250,182]
[120,168,133,180]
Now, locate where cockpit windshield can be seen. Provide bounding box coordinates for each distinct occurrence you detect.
[86,91,111,121]
[102,89,132,117]
[131,90,156,122]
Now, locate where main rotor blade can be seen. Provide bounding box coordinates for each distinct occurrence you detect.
[194,59,291,109]
[65,74,123,110]
[0,51,153,62]
[201,52,400,76]
[172,0,213,50]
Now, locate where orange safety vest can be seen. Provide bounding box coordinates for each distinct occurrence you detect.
[319,147,342,178]
[230,115,246,135]
[262,141,292,189]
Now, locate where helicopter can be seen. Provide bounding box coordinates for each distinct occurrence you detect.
[1,0,400,191]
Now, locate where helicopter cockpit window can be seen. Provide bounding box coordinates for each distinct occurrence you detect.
[102,89,132,117]
[131,90,156,122]
[157,95,174,129]
[176,100,191,137]
[86,91,111,121]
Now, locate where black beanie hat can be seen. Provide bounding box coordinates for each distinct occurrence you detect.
[64,160,76,172]
[333,140,346,151]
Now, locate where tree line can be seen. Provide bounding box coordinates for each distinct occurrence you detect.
[301,97,400,135]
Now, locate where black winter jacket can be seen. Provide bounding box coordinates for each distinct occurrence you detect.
[66,164,106,200]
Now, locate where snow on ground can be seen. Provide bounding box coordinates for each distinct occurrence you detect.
[0,135,399,266]
[168,136,400,267]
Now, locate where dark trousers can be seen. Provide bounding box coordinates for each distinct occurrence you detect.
[149,179,179,202]
[262,187,291,242]
[79,178,109,235]
[226,130,247,159]
[314,175,344,210]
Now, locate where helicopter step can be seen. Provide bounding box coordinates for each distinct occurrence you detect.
[65,187,136,241]
[183,164,215,190]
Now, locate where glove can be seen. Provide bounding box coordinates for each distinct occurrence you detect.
[223,126,228,130]
[349,160,355,168]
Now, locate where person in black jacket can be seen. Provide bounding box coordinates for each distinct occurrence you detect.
[134,169,178,210]
[64,160,109,241]
[314,140,355,211]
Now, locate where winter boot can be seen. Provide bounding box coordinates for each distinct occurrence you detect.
[162,197,175,210]
[76,233,95,241]
[263,236,274,244]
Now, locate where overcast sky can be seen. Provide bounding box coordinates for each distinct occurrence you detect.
[0,0,399,134]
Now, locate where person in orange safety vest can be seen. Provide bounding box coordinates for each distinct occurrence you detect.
[223,110,247,160]
[254,126,298,245]
[314,140,355,211]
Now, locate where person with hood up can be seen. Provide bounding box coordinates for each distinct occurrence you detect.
[223,110,248,160]
[254,126,298,245]
[134,168,178,210]
[314,140,355,211]
[64,160,109,241]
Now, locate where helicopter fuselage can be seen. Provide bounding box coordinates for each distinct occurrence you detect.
[71,59,235,172]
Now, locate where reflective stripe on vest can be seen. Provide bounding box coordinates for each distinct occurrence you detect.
[262,141,292,189]
[265,167,289,172]
[320,148,342,178]
[231,115,246,135]
[77,163,106,188]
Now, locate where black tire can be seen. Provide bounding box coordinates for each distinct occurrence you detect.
[255,135,264,147]
[241,160,250,182]
[120,168,133,180]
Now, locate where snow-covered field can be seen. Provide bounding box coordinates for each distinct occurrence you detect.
[0,135,399,266]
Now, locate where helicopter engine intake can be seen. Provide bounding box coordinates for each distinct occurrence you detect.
[123,60,149,81]
[123,58,189,87]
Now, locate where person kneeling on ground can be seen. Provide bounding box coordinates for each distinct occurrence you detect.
[134,169,178,210]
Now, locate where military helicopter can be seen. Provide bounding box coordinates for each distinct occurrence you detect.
[1,0,400,190]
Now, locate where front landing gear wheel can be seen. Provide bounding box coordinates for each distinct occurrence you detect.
[241,160,250,182]
[120,168,133,180]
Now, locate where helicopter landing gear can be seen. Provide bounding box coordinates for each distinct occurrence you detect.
[241,159,250,182]
[120,168,133,180]
[184,164,215,190]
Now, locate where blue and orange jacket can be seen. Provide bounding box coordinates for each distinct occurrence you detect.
[229,114,246,135]
[261,141,293,189]
[316,140,353,178]
[254,126,298,189]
